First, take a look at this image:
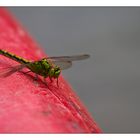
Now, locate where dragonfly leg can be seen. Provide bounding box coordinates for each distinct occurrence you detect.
[21,70,32,76]
[49,76,53,83]
[56,78,59,87]
[33,74,39,85]
[34,74,38,81]
[24,70,31,74]
[43,77,48,86]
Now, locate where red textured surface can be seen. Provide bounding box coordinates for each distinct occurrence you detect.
[0,8,102,133]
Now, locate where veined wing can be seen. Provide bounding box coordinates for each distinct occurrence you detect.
[0,64,27,77]
[52,60,72,70]
[47,54,90,61]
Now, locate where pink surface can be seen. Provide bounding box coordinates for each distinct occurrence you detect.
[0,8,101,133]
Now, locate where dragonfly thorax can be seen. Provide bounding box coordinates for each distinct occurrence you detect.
[28,58,61,78]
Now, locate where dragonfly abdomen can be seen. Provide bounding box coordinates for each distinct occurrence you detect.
[0,49,30,64]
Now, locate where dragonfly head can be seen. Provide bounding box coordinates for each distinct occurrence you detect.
[49,66,61,78]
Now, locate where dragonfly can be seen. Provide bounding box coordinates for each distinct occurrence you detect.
[0,49,90,85]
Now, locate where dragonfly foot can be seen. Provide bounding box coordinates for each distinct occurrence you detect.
[43,77,48,86]
[56,78,59,87]
[33,74,39,85]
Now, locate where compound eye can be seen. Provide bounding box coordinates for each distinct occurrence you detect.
[54,69,61,78]
[55,66,59,70]
[42,58,47,61]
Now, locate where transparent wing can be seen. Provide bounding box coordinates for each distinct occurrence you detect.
[0,64,26,77]
[47,54,90,61]
[52,61,72,70]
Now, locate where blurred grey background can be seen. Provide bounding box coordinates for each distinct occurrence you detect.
[8,7,140,133]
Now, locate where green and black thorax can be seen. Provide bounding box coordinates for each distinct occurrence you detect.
[27,58,61,78]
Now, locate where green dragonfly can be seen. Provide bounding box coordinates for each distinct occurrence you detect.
[0,49,90,85]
